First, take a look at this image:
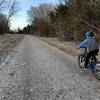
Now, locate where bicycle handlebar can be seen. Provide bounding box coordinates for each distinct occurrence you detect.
[76,44,87,49]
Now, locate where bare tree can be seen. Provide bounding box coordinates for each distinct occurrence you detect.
[27,3,54,36]
[3,0,19,32]
[7,0,18,24]
[28,3,54,23]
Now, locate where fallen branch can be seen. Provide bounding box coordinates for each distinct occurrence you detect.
[79,19,100,32]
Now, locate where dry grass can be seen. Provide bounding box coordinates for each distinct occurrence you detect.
[40,37,82,57]
[0,34,25,63]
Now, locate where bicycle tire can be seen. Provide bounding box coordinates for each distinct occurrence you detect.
[78,54,86,68]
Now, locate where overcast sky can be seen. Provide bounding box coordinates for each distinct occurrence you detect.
[11,0,58,30]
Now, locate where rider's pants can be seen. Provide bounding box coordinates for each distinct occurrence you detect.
[85,49,99,68]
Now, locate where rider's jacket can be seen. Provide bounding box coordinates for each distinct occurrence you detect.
[77,36,99,52]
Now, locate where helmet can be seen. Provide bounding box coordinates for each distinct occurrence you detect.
[85,31,94,37]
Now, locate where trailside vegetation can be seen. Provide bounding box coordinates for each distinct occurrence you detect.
[22,0,100,41]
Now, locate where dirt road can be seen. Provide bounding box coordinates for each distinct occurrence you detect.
[0,35,100,100]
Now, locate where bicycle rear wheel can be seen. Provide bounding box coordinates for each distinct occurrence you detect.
[78,54,86,69]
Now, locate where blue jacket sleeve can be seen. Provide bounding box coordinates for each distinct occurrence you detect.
[77,39,87,48]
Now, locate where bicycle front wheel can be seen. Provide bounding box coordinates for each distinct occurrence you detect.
[78,54,86,69]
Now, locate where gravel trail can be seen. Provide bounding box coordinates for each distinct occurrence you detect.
[0,35,100,100]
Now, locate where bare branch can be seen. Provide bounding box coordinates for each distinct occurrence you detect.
[27,4,54,23]
[59,0,68,5]
[0,0,6,11]
[79,18,100,32]
[8,0,18,18]
[7,0,19,25]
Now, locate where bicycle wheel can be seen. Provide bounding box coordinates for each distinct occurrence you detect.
[78,54,86,68]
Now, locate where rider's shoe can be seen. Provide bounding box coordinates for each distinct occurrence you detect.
[83,66,89,71]
[83,68,88,71]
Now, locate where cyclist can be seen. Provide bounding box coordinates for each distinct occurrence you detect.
[77,31,99,68]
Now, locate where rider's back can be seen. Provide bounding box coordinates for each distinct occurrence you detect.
[87,37,99,52]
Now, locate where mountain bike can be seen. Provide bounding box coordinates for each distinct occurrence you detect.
[78,47,100,80]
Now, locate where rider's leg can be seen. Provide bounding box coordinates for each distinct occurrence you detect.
[92,49,99,61]
[85,52,92,68]
[91,51,97,70]
[89,49,99,71]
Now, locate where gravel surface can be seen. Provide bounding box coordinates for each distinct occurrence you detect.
[0,35,100,100]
